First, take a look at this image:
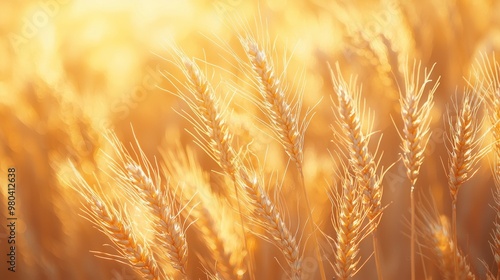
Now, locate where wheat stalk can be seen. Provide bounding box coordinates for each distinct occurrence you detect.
[330,62,384,279]
[398,59,438,280]
[445,90,485,280]
[416,202,476,280]
[330,173,375,280]
[240,35,323,280]
[165,49,258,278]
[161,145,243,279]
[70,168,162,280]
[491,172,500,279]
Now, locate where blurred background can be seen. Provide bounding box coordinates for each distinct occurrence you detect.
[1,0,500,279]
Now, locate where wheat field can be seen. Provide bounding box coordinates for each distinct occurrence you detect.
[1,0,500,279]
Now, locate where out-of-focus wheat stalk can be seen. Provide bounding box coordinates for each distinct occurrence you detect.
[70,168,163,280]
[416,200,476,280]
[330,62,384,279]
[473,54,500,174]
[445,90,485,279]
[161,145,244,279]
[398,59,438,280]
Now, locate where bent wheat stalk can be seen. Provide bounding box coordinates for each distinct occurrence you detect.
[398,59,438,280]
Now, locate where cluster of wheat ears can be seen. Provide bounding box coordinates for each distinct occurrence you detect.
[62,19,500,279]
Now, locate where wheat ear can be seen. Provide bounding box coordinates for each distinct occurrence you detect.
[102,131,189,277]
[169,51,256,278]
[126,164,188,277]
[416,201,476,280]
[239,169,302,280]
[241,36,323,280]
[330,173,375,280]
[71,169,162,280]
[398,60,438,280]
[330,63,384,279]
[446,90,485,280]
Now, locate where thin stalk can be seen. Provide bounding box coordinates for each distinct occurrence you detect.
[452,198,458,280]
[299,171,327,280]
[411,186,416,280]
[372,230,383,280]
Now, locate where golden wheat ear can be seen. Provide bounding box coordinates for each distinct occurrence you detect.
[238,168,303,280]
[101,131,189,278]
[329,62,383,221]
[239,36,305,173]
[69,166,163,280]
[329,169,376,280]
